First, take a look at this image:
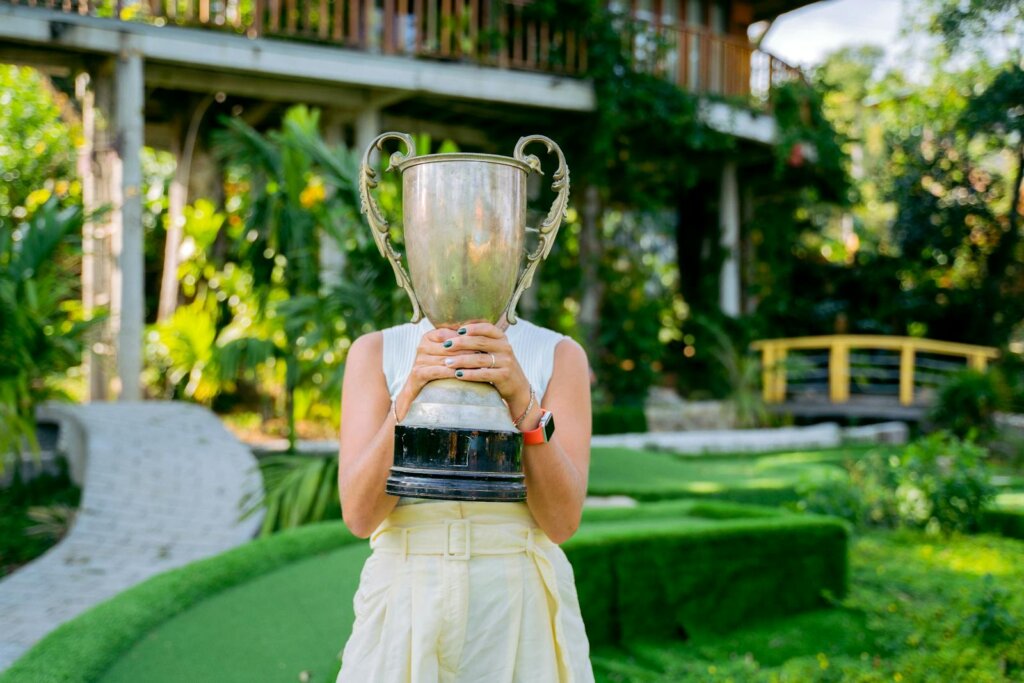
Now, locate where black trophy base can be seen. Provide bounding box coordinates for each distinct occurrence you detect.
[387,424,526,502]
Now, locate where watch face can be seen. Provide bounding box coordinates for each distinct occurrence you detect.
[540,411,555,442]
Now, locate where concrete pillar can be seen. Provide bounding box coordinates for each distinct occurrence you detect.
[718,161,741,317]
[113,48,145,401]
[158,111,188,322]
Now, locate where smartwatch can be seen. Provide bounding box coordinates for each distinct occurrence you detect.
[522,409,555,446]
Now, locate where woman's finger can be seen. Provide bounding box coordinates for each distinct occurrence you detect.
[452,367,510,384]
[443,351,504,370]
[455,322,504,339]
[442,335,508,353]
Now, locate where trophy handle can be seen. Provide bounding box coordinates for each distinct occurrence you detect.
[359,132,424,323]
[504,135,570,326]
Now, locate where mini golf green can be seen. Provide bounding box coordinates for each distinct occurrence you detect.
[99,544,369,683]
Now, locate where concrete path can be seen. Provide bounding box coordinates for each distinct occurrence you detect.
[0,401,264,672]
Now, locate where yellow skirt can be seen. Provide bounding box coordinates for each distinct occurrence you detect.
[336,501,594,683]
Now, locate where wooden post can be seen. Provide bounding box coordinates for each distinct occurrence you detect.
[773,347,787,402]
[899,343,915,406]
[968,354,988,372]
[760,344,775,403]
[829,342,850,403]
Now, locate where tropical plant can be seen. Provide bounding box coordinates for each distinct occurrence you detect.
[694,315,768,428]
[240,453,340,536]
[0,196,106,465]
[209,105,369,451]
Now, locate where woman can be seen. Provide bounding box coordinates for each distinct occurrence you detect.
[335,313,594,683]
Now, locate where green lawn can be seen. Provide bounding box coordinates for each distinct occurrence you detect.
[99,544,369,683]
[593,530,1024,682]
[586,445,869,505]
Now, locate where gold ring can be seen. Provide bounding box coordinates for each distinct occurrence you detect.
[489,353,496,368]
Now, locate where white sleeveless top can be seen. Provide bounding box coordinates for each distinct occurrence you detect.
[381,317,568,507]
[381,317,568,404]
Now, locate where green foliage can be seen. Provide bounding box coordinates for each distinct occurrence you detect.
[591,406,648,435]
[0,462,81,578]
[0,65,79,236]
[241,453,340,536]
[569,501,849,646]
[980,508,1024,540]
[962,573,1019,646]
[592,530,1024,682]
[930,368,1014,439]
[797,433,997,534]
[0,197,106,460]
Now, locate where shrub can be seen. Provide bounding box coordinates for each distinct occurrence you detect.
[590,405,648,434]
[962,574,1019,646]
[930,368,1013,439]
[797,432,996,534]
[981,508,1024,540]
[568,500,849,646]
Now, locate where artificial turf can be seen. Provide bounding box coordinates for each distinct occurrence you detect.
[99,544,370,683]
[585,445,862,504]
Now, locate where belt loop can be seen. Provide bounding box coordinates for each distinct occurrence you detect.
[444,519,471,561]
[526,527,536,554]
[400,527,409,562]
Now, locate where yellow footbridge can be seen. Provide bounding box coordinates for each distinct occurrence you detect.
[750,335,999,419]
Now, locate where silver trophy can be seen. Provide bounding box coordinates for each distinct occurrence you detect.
[359,132,569,501]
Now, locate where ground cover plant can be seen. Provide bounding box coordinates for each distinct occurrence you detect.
[592,529,1024,682]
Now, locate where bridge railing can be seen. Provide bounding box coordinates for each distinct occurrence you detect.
[750,335,1000,407]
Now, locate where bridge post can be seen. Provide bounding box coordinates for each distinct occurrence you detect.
[968,353,988,372]
[829,342,849,403]
[760,344,775,402]
[899,344,915,406]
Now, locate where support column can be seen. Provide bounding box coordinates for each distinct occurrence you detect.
[718,161,740,317]
[113,48,145,401]
[80,49,145,401]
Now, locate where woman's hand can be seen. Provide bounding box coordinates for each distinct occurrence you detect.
[438,322,535,424]
[393,326,460,421]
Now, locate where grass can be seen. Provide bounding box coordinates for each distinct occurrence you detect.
[100,544,370,683]
[592,529,1024,682]
[586,445,872,505]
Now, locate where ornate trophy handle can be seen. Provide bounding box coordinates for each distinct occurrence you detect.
[359,132,424,322]
[504,135,570,325]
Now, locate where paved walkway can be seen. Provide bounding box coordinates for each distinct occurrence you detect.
[0,401,264,672]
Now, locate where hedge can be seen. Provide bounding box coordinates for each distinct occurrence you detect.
[1,500,848,682]
[567,501,849,646]
[981,508,1024,540]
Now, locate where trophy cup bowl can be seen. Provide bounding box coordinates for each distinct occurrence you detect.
[359,133,569,502]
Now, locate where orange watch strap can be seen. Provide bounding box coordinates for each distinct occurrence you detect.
[522,409,550,446]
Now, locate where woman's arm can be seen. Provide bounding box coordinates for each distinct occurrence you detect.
[336,332,398,538]
[517,338,592,544]
[337,326,460,537]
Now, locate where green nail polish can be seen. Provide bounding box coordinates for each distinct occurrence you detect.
[457,327,467,335]
[443,340,453,348]
[455,370,464,378]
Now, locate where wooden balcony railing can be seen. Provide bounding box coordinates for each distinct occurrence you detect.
[8,0,586,74]
[9,0,800,104]
[623,17,803,102]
